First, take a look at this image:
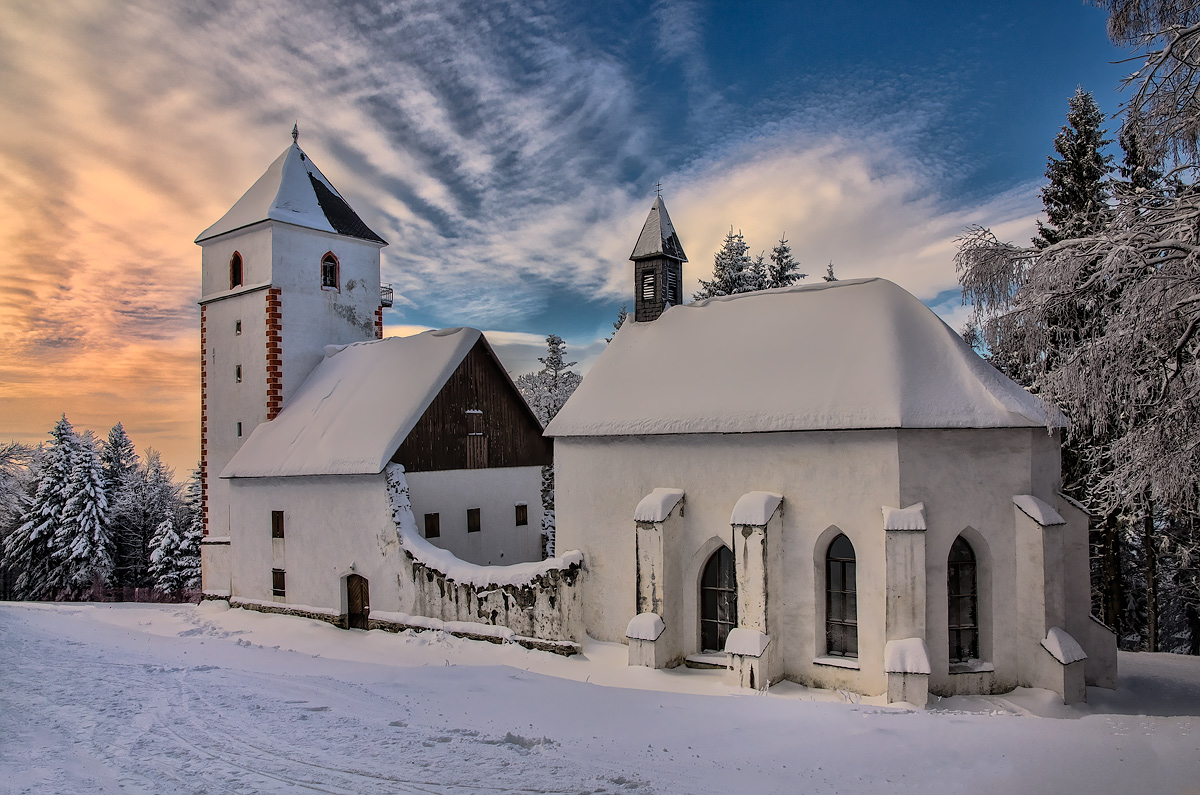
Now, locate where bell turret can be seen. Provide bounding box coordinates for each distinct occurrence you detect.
[630,195,687,322]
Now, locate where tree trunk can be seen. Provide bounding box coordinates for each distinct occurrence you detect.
[1100,510,1123,637]
[1144,498,1158,653]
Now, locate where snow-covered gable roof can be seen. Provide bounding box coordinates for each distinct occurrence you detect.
[545,278,1066,437]
[630,196,687,261]
[196,141,387,245]
[222,328,482,478]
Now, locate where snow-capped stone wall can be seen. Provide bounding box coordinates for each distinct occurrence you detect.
[386,464,584,648]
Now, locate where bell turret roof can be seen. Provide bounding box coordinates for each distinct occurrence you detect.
[629,196,687,262]
[196,133,387,245]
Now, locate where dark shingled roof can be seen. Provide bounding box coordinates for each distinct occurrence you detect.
[630,196,687,262]
[308,174,387,244]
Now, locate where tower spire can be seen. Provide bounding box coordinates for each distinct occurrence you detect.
[292,123,299,144]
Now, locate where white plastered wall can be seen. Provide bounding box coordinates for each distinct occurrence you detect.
[555,427,1080,698]
[405,467,544,566]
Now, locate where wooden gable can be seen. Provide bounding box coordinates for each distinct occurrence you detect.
[391,338,552,472]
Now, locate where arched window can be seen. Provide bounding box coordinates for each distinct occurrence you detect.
[948,536,979,662]
[826,534,857,658]
[229,252,243,289]
[700,546,737,652]
[321,252,339,290]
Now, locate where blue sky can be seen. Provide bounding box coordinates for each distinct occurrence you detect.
[0,0,1133,470]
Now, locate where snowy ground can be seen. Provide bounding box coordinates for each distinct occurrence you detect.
[2,602,1198,794]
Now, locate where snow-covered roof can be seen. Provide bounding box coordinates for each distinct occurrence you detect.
[222,328,481,478]
[1013,495,1066,526]
[884,638,931,674]
[626,613,666,642]
[546,278,1066,437]
[724,628,771,658]
[196,140,387,245]
[1042,627,1087,665]
[630,196,687,261]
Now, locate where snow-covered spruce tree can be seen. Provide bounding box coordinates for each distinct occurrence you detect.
[0,442,38,599]
[515,335,583,558]
[3,416,79,599]
[53,431,113,597]
[110,449,180,589]
[823,262,838,282]
[149,466,202,593]
[100,422,138,498]
[693,228,753,299]
[1034,87,1113,248]
[748,252,768,292]
[605,305,628,344]
[767,235,805,288]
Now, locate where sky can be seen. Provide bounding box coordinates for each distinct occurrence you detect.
[0,0,1133,475]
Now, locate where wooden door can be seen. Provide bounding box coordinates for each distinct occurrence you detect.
[347,574,370,629]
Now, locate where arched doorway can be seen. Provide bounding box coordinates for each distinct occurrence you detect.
[346,574,370,629]
[700,546,737,652]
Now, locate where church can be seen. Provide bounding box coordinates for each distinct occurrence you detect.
[199,130,1116,705]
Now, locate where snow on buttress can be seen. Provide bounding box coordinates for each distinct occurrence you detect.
[626,612,666,641]
[545,279,1066,437]
[1041,627,1088,664]
[730,492,783,526]
[884,638,932,674]
[882,502,927,530]
[195,140,385,244]
[724,628,771,657]
[222,329,479,478]
[385,463,582,589]
[634,488,685,522]
[1013,494,1067,526]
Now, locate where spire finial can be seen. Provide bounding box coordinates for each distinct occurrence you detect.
[292,123,299,144]
[653,181,663,199]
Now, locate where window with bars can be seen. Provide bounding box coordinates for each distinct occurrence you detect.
[424,513,440,539]
[467,507,481,533]
[271,568,286,598]
[948,536,979,662]
[700,546,737,652]
[826,533,858,658]
[271,510,284,539]
[515,503,528,526]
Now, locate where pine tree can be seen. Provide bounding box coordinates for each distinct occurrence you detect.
[694,228,752,300]
[748,252,768,292]
[110,449,179,588]
[100,422,138,498]
[605,305,628,344]
[767,235,805,288]
[823,262,838,282]
[149,466,202,592]
[4,416,78,599]
[1035,87,1114,248]
[515,335,583,558]
[54,431,112,595]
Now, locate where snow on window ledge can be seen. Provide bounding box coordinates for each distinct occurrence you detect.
[813,655,860,670]
[948,659,995,674]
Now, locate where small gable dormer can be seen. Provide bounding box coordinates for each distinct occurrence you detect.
[631,195,687,323]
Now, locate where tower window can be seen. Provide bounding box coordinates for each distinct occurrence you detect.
[236,422,243,437]
[424,513,440,539]
[235,364,242,383]
[640,268,656,302]
[235,319,242,335]
[467,507,481,533]
[321,252,340,291]
[272,568,286,598]
[271,510,285,539]
[230,252,243,289]
[515,503,528,526]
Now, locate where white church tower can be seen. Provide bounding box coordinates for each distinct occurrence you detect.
[195,127,389,557]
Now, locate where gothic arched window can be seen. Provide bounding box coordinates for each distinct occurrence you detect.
[700,546,737,652]
[948,536,979,662]
[321,252,339,291]
[229,252,243,289]
[826,534,858,658]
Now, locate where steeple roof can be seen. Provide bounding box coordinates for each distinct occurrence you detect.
[195,136,387,245]
[630,196,687,261]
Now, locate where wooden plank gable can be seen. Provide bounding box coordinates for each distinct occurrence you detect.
[391,338,552,472]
